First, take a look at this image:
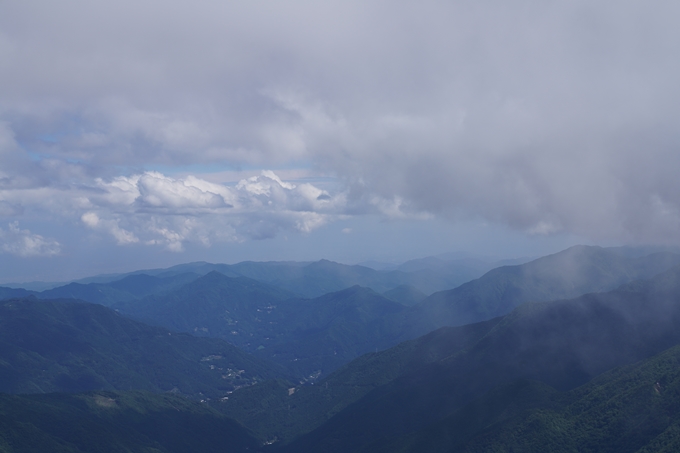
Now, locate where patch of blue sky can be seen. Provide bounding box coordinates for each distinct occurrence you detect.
[25,149,84,166]
[15,116,89,159]
[26,151,44,161]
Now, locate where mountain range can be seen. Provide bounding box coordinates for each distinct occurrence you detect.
[10,245,677,381]
[275,264,680,451]
[2,245,680,451]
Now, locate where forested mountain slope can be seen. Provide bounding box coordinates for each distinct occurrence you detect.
[0,391,258,453]
[0,297,285,398]
[278,265,680,452]
[116,273,407,377]
[218,317,502,443]
[385,344,680,453]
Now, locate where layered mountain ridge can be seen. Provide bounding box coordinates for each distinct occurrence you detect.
[2,245,680,451]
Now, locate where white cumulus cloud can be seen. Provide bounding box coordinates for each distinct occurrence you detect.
[76,170,349,250]
[0,222,61,257]
[81,212,139,245]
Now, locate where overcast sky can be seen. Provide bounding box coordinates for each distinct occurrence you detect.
[0,0,678,281]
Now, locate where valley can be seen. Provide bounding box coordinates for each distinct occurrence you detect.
[2,245,680,452]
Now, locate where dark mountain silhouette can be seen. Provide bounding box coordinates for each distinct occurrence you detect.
[218,318,501,443]
[0,390,258,453]
[384,344,680,453]
[38,272,201,306]
[0,286,36,300]
[0,297,285,397]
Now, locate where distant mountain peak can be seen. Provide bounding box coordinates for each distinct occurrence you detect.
[309,259,340,267]
[202,270,229,278]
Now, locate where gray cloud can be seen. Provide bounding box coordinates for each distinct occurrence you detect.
[1,0,679,248]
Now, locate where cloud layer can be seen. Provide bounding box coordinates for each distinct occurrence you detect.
[1,0,680,252]
[79,170,346,250]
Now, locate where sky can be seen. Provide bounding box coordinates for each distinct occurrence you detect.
[0,0,679,282]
